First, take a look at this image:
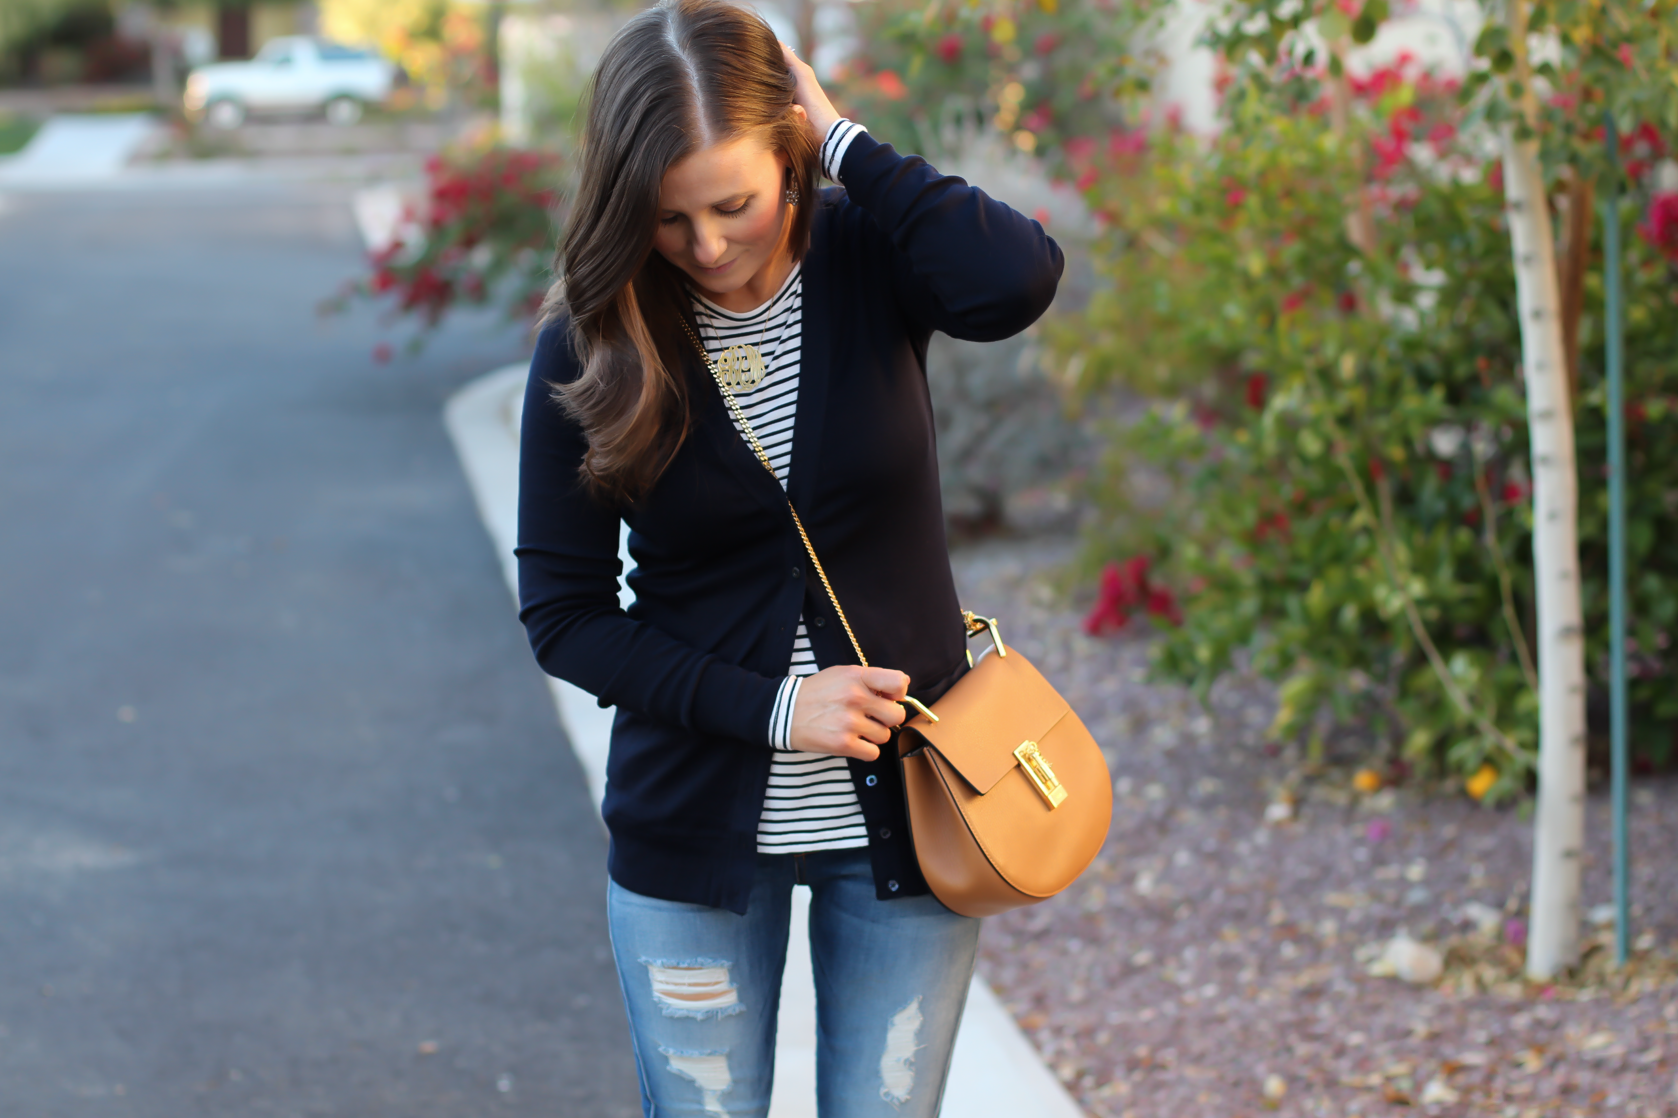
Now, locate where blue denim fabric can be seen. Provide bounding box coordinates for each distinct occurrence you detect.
[606,848,981,1117]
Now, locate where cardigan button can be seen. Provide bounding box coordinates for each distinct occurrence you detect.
[791,565,803,580]
[865,774,877,787]
[887,879,900,893]
[812,615,827,628]
[878,827,892,840]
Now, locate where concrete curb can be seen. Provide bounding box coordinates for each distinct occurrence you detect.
[444,364,1085,1118]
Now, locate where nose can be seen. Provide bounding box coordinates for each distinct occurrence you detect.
[690,221,727,267]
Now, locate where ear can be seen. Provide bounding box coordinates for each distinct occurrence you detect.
[790,104,808,123]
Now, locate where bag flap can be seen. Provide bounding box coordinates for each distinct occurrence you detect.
[906,645,1071,796]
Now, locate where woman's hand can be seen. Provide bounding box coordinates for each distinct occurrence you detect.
[781,42,841,148]
[788,665,909,762]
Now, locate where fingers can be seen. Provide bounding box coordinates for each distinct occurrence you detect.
[847,740,882,763]
[786,665,914,760]
[862,667,911,700]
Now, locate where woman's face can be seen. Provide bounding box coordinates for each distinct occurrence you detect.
[652,132,791,300]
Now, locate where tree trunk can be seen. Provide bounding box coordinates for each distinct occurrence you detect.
[1502,0,1587,982]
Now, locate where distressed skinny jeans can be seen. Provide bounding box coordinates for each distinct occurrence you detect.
[606,848,981,1118]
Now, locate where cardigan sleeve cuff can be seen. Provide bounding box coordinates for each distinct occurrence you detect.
[820,119,867,184]
[690,659,784,747]
[767,676,803,751]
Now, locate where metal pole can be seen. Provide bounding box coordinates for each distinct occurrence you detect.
[1602,115,1630,967]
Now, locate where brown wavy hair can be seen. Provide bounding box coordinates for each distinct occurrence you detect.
[541,0,820,505]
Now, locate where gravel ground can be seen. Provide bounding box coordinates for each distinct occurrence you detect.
[949,537,1678,1118]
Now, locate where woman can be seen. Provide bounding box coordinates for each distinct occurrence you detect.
[516,1,1062,1113]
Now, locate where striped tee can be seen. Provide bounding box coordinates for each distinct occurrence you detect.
[688,118,871,855]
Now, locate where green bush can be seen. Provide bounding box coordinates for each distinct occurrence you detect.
[1058,55,1678,790]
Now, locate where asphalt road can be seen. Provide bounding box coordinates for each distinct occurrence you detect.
[0,179,640,1116]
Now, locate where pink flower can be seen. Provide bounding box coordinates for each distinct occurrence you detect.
[1107,127,1147,158]
[1225,186,1248,209]
[1083,557,1156,636]
[936,33,963,65]
[1638,193,1678,261]
[1034,31,1060,55]
[1618,42,1635,68]
[1365,818,1392,843]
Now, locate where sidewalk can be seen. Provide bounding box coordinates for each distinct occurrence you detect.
[0,113,159,185]
[445,365,1086,1118]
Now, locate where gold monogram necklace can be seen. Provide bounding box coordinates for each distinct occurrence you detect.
[714,321,769,392]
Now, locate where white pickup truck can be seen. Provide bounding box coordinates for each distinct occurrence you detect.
[184,36,400,128]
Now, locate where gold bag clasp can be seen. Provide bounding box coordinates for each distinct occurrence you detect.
[1014,740,1067,809]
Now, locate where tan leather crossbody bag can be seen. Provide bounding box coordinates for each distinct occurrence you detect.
[685,323,1112,918]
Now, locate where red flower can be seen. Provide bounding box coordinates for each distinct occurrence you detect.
[1245,372,1268,409]
[1084,557,1162,635]
[1369,457,1385,482]
[1502,479,1527,504]
[1618,42,1635,68]
[1463,507,1481,526]
[1281,286,1311,314]
[1225,186,1248,209]
[1436,462,1452,482]
[1145,586,1183,626]
[1034,31,1060,55]
[1252,512,1291,543]
[875,70,908,100]
[1074,167,1099,192]
[369,268,397,294]
[1622,122,1666,178]
[1032,206,1051,227]
[1107,127,1147,158]
[1337,289,1359,313]
[1639,193,1678,262]
[936,33,963,65]
[372,342,393,364]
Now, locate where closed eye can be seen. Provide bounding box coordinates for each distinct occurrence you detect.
[658,199,753,226]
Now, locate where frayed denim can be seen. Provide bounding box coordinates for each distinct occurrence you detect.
[606,848,980,1117]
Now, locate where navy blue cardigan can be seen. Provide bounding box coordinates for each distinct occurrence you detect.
[516,131,1063,913]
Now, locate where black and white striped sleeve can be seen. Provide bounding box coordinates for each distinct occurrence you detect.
[768,675,804,751]
[820,118,867,185]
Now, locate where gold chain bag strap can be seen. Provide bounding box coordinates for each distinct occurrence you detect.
[683,320,1112,917]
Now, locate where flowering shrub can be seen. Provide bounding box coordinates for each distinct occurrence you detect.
[1057,48,1678,788]
[1082,556,1182,635]
[1642,192,1678,262]
[832,0,1158,176]
[328,144,563,355]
